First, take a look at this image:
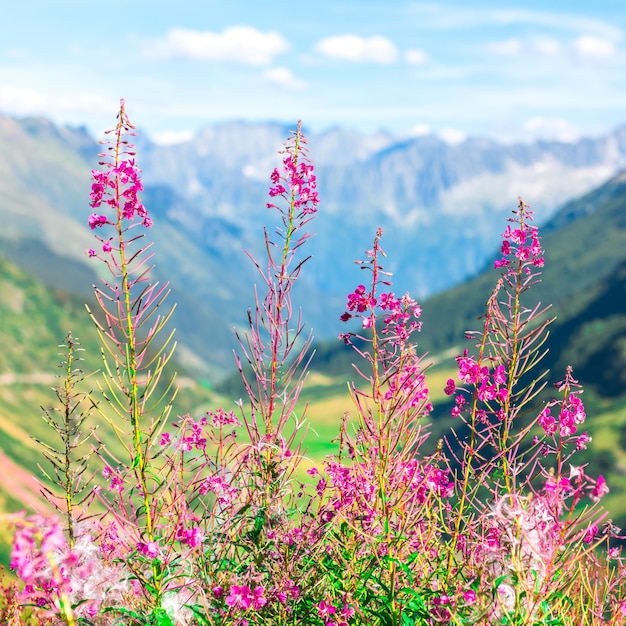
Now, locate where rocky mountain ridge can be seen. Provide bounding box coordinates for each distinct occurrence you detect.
[2,110,626,375]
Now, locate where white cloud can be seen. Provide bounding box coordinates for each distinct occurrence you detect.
[489,33,617,62]
[315,34,398,63]
[488,9,623,43]
[408,122,432,137]
[143,26,289,66]
[486,36,561,57]
[573,35,616,59]
[151,130,195,145]
[405,48,428,65]
[0,84,47,111]
[263,67,306,90]
[522,117,581,143]
[406,6,623,42]
[439,128,467,144]
[0,85,112,118]
[487,38,523,56]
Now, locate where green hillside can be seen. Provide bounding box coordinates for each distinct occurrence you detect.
[0,114,250,379]
[0,253,218,512]
[418,171,626,373]
[0,255,100,374]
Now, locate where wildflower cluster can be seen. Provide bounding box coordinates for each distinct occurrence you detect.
[267,150,319,216]
[91,160,149,223]
[323,457,453,523]
[340,234,421,340]
[494,211,544,271]
[537,367,588,441]
[5,106,626,626]
[315,599,355,626]
[10,516,72,612]
[341,284,422,338]
[447,353,510,419]
[87,103,151,259]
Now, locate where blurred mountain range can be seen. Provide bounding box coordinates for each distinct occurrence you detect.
[2,111,626,377]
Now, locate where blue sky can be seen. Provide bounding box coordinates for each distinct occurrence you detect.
[2,0,626,144]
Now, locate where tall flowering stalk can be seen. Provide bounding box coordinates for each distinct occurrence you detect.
[444,199,552,566]
[320,230,451,623]
[439,199,623,622]
[86,99,177,609]
[34,333,97,548]
[216,120,321,607]
[232,121,319,505]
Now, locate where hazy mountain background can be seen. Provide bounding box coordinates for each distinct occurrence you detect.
[3,111,626,380]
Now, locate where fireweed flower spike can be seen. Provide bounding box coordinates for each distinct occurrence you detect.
[234,119,318,459]
[440,199,623,620]
[328,230,451,622]
[84,99,178,615]
[445,201,552,541]
[178,121,325,623]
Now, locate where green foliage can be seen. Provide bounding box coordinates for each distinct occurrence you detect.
[0,255,100,375]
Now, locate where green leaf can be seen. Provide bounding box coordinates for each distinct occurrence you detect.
[151,608,175,626]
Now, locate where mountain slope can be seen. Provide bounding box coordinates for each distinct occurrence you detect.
[0,252,217,517]
[137,120,626,299]
[4,111,626,378]
[302,167,626,409]
[418,169,626,376]
[0,114,253,378]
[543,259,626,399]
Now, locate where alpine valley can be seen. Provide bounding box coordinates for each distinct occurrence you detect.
[2,111,626,377]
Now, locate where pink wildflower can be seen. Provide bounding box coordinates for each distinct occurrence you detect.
[160,432,171,446]
[177,526,203,548]
[208,408,240,427]
[226,585,267,611]
[584,524,599,544]
[88,213,108,229]
[463,589,477,604]
[10,514,77,611]
[591,475,609,502]
[136,541,159,558]
[345,284,375,313]
[538,407,557,436]
[267,145,319,215]
[494,204,544,270]
[200,474,238,504]
[576,431,591,450]
[316,599,337,619]
[88,118,151,232]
